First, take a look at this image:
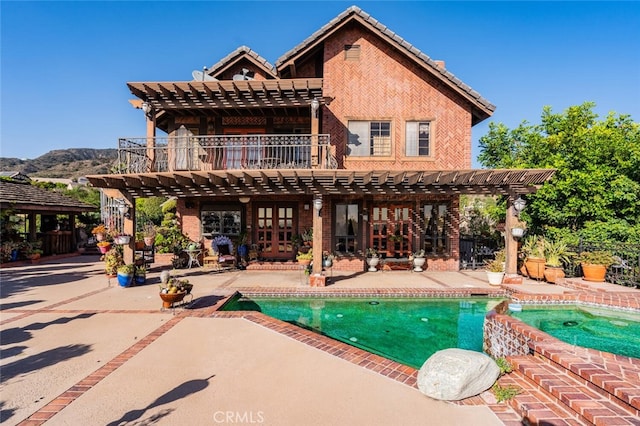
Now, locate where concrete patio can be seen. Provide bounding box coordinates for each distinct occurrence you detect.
[1,254,637,425]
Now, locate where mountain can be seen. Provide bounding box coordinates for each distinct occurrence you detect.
[0,148,118,179]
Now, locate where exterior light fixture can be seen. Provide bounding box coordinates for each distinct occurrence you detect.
[513,196,526,216]
[313,198,323,213]
[141,101,152,116]
[310,97,320,118]
[239,196,251,204]
[117,199,130,218]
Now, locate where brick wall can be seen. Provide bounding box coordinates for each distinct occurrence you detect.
[321,25,473,170]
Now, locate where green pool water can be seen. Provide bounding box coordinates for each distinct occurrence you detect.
[222,296,504,368]
[510,305,640,359]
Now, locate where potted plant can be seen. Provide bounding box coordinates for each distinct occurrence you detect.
[296,248,313,266]
[301,228,313,246]
[116,263,135,287]
[365,247,380,272]
[579,250,615,282]
[543,239,574,284]
[142,223,156,247]
[104,248,123,277]
[159,280,187,309]
[521,235,546,279]
[485,258,505,286]
[113,234,132,245]
[134,265,146,285]
[92,224,108,242]
[412,249,426,272]
[97,240,113,254]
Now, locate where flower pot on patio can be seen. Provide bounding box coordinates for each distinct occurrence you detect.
[366,257,380,272]
[159,291,186,309]
[544,266,565,284]
[581,263,607,282]
[413,257,426,272]
[486,271,505,286]
[524,257,546,280]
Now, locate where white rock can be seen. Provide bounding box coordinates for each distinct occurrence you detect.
[417,348,500,401]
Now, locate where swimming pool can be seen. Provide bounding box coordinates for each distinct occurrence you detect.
[509,304,640,359]
[222,296,504,368]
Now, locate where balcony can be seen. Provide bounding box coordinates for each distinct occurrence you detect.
[116,134,336,174]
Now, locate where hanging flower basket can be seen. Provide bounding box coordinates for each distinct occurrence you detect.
[97,242,112,254]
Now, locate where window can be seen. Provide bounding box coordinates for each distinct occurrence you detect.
[335,203,358,254]
[201,208,242,238]
[423,203,449,254]
[406,121,431,156]
[347,121,391,157]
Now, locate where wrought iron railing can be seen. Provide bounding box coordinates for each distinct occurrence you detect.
[564,242,640,288]
[116,134,335,173]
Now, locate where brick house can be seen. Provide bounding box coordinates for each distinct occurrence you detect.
[87,6,553,276]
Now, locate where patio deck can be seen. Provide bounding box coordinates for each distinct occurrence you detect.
[1,255,638,425]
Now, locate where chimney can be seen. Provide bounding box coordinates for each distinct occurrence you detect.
[434,60,446,69]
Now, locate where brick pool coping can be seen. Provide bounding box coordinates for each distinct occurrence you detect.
[13,279,640,425]
[206,285,640,425]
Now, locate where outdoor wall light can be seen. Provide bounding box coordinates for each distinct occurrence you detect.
[239,196,251,204]
[310,97,320,118]
[117,199,130,218]
[141,101,153,116]
[313,198,323,214]
[513,196,526,216]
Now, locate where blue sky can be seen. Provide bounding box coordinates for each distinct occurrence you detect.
[1,1,639,167]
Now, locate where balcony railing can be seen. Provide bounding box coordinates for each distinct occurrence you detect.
[116,134,335,174]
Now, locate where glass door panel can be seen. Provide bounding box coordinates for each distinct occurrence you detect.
[256,204,295,259]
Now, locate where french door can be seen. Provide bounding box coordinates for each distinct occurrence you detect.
[255,203,296,259]
[370,204,413,258]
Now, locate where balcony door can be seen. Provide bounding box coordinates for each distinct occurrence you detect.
[255,203,296,259]
[223,128,265,169]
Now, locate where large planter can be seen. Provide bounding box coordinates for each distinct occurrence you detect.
[413,257,426,272]
[298,258,311,266]
[525,257,546,279]
[159,291,186,309]
[544,266,565,284]
[582,263,607,282]
[143,236,155,247]
[486,271,505,286]
[117,272,133,287]
[366,257,380,272]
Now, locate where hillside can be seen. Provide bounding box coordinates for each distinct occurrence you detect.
[0,148,118,179]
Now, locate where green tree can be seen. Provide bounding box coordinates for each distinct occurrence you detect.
[478,102,640,243]
[135,197,166,228]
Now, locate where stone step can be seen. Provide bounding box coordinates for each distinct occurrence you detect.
[507,354,639,425]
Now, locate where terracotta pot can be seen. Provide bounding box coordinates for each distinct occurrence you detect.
[525,257,546,279]
[98,244,112,254]
[544,266,565,284]
[582,263,607,282]
[298,259,311,266]
[159,291,186,308]
[144,237,154,247]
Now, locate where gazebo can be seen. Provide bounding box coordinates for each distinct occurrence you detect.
[0,180,97,257]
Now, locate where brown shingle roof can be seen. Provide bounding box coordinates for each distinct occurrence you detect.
[206,45,277,79]
[0,180,97,213]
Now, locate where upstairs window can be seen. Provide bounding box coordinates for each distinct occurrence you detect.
[347,121,392,157]
[406,121,431,156]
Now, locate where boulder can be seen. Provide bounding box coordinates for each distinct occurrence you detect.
[417,348,500,401]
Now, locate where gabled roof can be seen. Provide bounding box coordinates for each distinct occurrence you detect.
[206,46,277,80]
[276,5,495,123]
[0,180,96,213]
